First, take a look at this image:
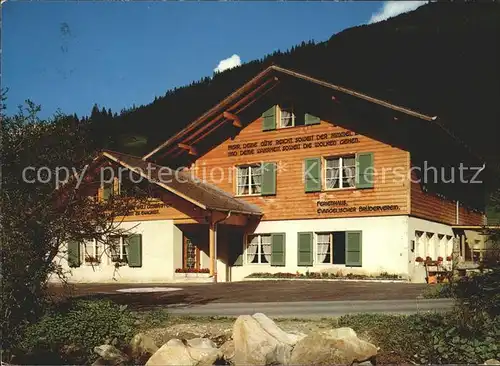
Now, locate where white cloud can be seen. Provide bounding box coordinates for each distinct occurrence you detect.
[369,1,428,24]
[214,54,242,73]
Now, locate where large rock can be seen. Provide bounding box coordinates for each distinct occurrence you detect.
[187,337,217,349]
[94,345,129,365]
[129,333,159,360]
[232,313,304,365]
[290,327,378,365]
[145,338,221,366]
[219,340,235,362]
[484,360,500,365]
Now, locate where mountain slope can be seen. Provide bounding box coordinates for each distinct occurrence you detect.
[104,2,500,163]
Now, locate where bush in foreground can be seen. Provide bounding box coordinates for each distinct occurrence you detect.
[339,312,499,364]
[16,299,135,365]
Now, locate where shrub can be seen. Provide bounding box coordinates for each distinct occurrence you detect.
[339,312,500,364]
[17,299,135,365]
[422,283,453,298]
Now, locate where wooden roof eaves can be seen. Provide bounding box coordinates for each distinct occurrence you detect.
[142,67,276,161]
[142,65,442,161]
[102,151,208,210]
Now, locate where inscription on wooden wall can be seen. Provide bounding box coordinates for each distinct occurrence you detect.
[316,200,400,215]
[227,131,360,157]
[132,202,171,216]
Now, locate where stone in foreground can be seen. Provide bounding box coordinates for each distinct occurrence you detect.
[290,327,378,365]
[145,338,220,366]
[232,313,305,365]
[93,345,129,365]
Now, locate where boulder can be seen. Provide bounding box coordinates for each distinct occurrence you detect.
[484,360,500,365]
[145,339,221,366]
[290,327,378,365]
[232,313,303,365]
[129,333,159,360]
[187,337,217,349]
[219,340,235,362]
[94,345,129,365]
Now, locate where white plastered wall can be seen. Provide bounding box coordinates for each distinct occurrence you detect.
[230,215,410,282]
[49,220,182,283]
[408,217,455,282]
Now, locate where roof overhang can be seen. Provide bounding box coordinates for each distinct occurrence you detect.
[142,65,445,163]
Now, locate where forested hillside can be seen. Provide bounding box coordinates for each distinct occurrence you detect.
[88,2,500,163]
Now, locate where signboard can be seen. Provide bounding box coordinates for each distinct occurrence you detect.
[316,200,400,215]
[132,202,171,216]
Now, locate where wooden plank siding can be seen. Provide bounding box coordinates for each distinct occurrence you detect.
[409,171,484,226]
[193,117,411,221]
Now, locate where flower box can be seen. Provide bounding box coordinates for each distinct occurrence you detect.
[84,256,101,265]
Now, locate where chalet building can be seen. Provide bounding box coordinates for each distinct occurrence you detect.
[56,66,493,284]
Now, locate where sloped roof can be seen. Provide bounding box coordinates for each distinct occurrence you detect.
[101,150,262,216]
[143,65,438,161]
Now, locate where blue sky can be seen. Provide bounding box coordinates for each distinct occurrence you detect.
[2,1,426,119]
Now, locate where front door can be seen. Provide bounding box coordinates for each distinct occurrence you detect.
[183,235,200,270]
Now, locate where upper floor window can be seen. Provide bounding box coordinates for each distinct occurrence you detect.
[237,164,262,196]
[325,155,356,189]
[279,106,296,128]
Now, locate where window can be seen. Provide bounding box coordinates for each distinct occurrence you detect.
[246,234,272,264]
[279,107,295,128]
[325,156,356,189]
[237,165,262,196]
[315,232,346,264]
[80,240,102,265]
[109,236,129,264]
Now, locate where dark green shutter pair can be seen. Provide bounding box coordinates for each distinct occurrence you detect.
[262,106,320,131]
[102,183,112,201]
[233,233,286,266]
[297,231,362,266]
[67,234,142,268]
[304,153,374,192]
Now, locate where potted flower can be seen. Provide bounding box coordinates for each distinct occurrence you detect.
[415,256,424,263]
[437,256,444,262]
[446,255,452,261]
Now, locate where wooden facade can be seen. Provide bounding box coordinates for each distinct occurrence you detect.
[190,113,483,225]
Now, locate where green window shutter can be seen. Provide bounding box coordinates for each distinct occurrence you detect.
[304,158,321,193]
[305,113,320,125]
[356,152,374,189]
[233,253,243,266]
[68,240,81,268]
[345,231,362,267]
[262,105,277,131]
[297,232,313,266]
[261,162,277,196]
[271,233,286,266]
[126,234,142,267]
[102,183,112,201]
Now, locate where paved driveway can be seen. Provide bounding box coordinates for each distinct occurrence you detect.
[50,281,429,311]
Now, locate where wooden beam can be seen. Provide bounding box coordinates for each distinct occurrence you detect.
[177,143,198,156]
[161,77,280,161]
[223,111,242,128]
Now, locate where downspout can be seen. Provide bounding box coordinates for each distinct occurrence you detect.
[212,210,232,283]
[456,200,460,225]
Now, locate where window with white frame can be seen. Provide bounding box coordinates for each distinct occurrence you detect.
[237,165,262,196]
[325,156,356,189]
[81,240,102,265]
[109,236,129,264]
[279,106,295,128]
[246,234,272,264]
[315,232,346,264]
